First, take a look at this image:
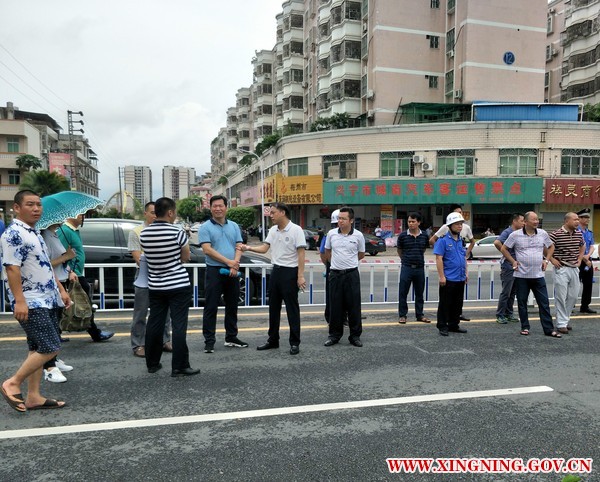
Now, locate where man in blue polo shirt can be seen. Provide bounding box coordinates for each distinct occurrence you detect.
[577,208,596,313]
[198,195,248,354]
[433,212,468,336]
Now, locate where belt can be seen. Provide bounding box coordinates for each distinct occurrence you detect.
[404,264,424,269]
[272,264,296,269]
[330,267,358,274]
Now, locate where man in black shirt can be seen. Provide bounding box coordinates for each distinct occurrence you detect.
[397,212,432,324]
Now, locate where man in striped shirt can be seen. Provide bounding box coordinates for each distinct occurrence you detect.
[548,212,585,334]
[140,197,199,377]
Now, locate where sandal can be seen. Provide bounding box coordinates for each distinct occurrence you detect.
[520,329,529,336]
[416,316,432,323]
[1,386,26,412]
[398,317,407,324]
[545,331,562,338]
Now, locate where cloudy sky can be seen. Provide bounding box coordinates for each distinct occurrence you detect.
[1,0,284,199]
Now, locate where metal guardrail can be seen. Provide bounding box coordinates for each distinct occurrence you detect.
[1,261,598,312]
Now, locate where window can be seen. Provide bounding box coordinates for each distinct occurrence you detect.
[437,150,474,176]
[428,76,438,89]
[547,15,553,34]
[331,40,361,64]
[380,152,414,177]
[290,14,303,29]
[319,20,330,39]
[7,137,19,153]
[561,149,600,175]
[429,35,439,49]
[431,0,440,7]
[8,169,20,185]
[323,154,357,179]
[446,28,455,53]
[288,157,308,176]
[544,72,550,89]
[79,223,118,248]
[546,45,553,62]
[499,149,538,175]
[445,70,454,95]
[290,41,303,55]
[318,56,330,74]
[291,69,303,83]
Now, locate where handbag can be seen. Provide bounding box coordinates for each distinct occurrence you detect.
[60,279,93,332]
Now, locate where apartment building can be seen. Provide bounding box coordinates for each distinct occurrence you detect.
[560,0,600,104]
[163,165,196,201]
[123,165,152,206]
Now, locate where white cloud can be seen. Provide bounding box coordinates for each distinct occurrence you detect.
[0,0,282,199]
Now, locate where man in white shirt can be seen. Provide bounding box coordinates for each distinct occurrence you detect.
[323,206,366,347]
[241,202,306,355]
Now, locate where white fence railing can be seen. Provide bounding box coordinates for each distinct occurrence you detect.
[1,261,598,312]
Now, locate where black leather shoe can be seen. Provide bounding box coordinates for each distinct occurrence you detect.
[580,308,597,314]
[147,363,162,373]
[349,339,363,347]
[91,330,114,342]
[257,341,279,351]
[439,330,449,336]
[171,367,201,377]
[324,339,338,347]
[449,327,468,333]
[290,345,300,355]
[60,337,70,342]
[459,315,471,321]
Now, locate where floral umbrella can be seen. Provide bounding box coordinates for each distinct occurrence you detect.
[37,191,104,230]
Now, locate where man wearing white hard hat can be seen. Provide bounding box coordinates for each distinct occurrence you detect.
[433,212,468,336]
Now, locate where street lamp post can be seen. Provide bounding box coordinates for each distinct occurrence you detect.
[237,149,265,238]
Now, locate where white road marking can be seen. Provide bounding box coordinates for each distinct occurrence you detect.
[0,386,553,440]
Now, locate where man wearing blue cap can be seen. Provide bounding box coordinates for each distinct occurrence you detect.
[577,208,596,313]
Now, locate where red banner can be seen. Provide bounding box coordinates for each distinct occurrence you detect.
[544,179,600,204]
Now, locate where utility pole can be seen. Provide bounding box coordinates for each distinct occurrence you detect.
[67,110,84,191]
[117,166,124,218]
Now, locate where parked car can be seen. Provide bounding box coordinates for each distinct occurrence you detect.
[78,218,270,308]
[304,229,319,250]
[470,235,501,259]
[364,234,386,256]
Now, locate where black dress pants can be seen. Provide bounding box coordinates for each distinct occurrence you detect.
[436,280,465,332]
[329,269,362,342]
[268,266,301,346]
[202,267,240,345]
[146,286,192,371]
[579,262,594,310]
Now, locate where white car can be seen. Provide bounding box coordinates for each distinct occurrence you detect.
[470,236,501,259]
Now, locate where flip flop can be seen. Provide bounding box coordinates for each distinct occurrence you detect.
[545,331,562,338]
[27,399,67,410]
[520,329,529,336]
[0,386,27,412]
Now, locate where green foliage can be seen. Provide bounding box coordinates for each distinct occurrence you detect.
[583,102,600,122]
[19,170,70,197]
[254,133,281,156]
[226,207,255,229]
[562,475,582,482]
[282,120,302,137]
[15,154,43,171]
[94,208,133,219]
[176,196,204,222]
[218,175,229,186]
[239,155,253,167]
[310,113,351,132]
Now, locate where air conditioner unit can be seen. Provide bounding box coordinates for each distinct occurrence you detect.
[367,89,375,99]
[302,82,308,88]
[367,109,375,119]
[454,89,462,99]
[447,49,455,58]
[422,162,434,172]
[412,155,424,164]
[362,21,368,32]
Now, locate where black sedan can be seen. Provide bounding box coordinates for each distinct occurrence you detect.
[364,234,386,256]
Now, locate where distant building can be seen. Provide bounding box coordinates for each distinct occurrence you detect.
[123,165,152,206]
[163,165,196,201]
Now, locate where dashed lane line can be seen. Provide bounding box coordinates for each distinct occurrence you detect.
[0,386,553,440]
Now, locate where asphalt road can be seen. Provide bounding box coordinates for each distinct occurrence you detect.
[0,303,598,482]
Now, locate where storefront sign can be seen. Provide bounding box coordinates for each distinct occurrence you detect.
[380,204,393,232]
[324,178,543,204]
[279,175,323,205]
[48,153,71,178]
[239,186,258,207]
[262,173,282,203]
[545,179,600,204]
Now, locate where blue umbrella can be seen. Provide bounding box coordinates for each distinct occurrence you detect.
[38,191,104,230]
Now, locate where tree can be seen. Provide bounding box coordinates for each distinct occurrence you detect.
[19,170,70,197]
[226,207,255,229]
[310,113,351,132]
[217,175,229,186]
[177,196,204,222]
[15,154,42,171]
[93,208,133,219]
[583,103,600,122]
[254,133,281,156]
